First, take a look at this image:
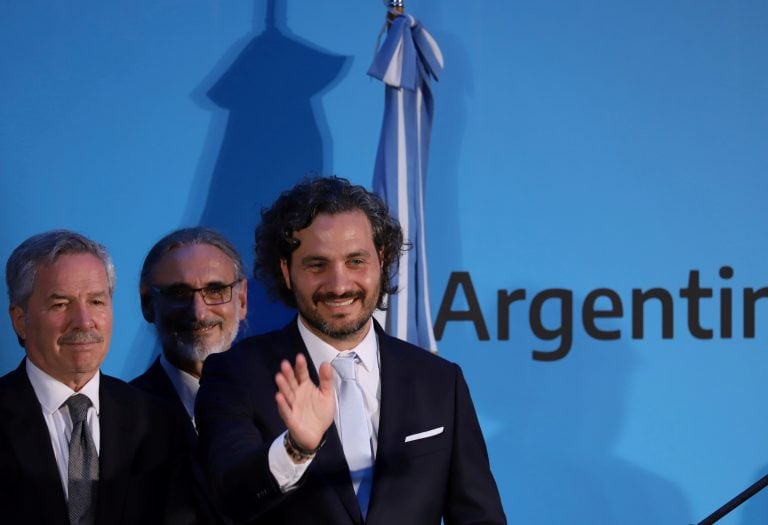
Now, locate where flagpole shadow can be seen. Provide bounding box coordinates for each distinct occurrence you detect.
[122,0,351,377]
[187,0,350,336]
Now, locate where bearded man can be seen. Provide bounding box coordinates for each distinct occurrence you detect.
[196,177,505,525]
[131,226,247,524]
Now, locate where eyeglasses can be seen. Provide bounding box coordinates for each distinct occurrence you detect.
[150,280,241,306]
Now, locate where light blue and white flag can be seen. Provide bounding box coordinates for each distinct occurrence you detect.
[368,13,443,352]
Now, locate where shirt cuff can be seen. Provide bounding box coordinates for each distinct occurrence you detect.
[268,430,313,492]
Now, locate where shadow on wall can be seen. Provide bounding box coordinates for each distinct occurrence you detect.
[419,4,472,285]
[124,0,351,378]
[466,290,693,524]
[195,0,351,337]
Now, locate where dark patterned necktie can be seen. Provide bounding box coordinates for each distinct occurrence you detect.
[65,394,99,525]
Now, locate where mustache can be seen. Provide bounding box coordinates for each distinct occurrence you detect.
[313,291,364,303]
[58,331,104,345]
[177,318,223,332]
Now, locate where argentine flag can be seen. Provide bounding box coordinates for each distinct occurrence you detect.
[369,13,443,352]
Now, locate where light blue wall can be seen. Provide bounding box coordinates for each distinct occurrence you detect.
[2,1,768,522]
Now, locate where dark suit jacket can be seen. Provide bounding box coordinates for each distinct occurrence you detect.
[196,320,506,525]
[0,360,193,524]
[131,357,229,524]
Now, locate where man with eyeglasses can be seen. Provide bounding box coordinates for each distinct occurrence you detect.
[131,227,247,524]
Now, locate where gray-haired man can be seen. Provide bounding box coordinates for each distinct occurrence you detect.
[0,229,191,524]
[131,226,247,524]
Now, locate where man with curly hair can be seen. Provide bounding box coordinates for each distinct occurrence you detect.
[196,176,506,524]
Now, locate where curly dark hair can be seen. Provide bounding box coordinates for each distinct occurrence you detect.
[254,176,406,309]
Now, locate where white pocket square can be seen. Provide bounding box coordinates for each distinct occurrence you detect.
[404,426,445,443]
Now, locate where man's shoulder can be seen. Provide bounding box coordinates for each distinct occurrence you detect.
[0,363,29,408]
[101,372,149,399]
[380,330,457,371]
[101,373,177,417]
[211,324,298,365]
[128,367,154,390]
[128,358,172,398]
[0,363,24,387]
[237,323,296,348]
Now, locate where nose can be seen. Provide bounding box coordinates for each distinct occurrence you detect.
[325,264,353,295]
[190,290,210,321]
[70,301,95,330]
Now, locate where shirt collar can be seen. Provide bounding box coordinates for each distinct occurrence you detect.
[297,316,378,373]
[159,354,199,420]
[25,358,101,415]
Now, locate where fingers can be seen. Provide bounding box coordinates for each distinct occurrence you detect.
[281,358,299,391]
[275,392,293,426]
[275,369,295,407]
[294,353,310,383]
[273,354,315,409]
[317,362,334,395]
[273,354,331,450]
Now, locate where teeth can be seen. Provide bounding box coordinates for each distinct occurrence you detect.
[324,298,354,307]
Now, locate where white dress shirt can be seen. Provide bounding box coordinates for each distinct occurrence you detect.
[159,353,199,428]
[268,317,381,491]
[25,359,101,500]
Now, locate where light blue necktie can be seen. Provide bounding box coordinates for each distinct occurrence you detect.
[332,352,374,517]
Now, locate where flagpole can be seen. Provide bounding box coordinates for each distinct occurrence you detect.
[696,473,768,524]
[387,0,404,25]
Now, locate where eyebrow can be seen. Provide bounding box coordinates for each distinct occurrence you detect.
[47,290,109,301]
[299,249,374,264]
[157,280,234,288]
[346,250,372,259]
[299,255,329,265]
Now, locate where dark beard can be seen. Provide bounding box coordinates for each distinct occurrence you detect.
[303,310,371,341]
[299,291,377,342]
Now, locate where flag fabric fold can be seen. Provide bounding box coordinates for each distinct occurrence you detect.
[369,14,443,352]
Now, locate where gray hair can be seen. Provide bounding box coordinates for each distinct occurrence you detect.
[139,227,245,287]
[5,229,116,309]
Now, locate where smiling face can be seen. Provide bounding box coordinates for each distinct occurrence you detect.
[142,243,247,376]
[281,211,382,350]
[10,253,113,391]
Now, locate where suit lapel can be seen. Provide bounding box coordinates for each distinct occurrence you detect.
[367,326,413,521]
[145,358,197,441]
[146,359,184,408]
[1,364,69,522]
[95,378,134,522]
[311,426,363,523]
[143,359,223,521]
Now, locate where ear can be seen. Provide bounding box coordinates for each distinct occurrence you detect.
[236,279,248,320]
[280,259,292,290]
[139,286,155,323]
[9,304,27,343]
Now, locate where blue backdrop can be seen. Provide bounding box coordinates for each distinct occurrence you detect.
[2,1,767,523]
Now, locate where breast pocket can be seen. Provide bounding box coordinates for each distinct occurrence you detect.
[402,426,448,459]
